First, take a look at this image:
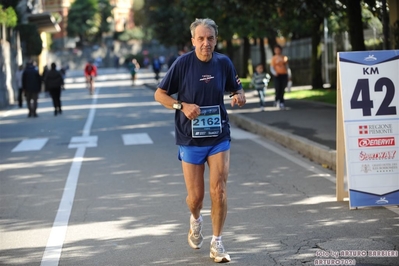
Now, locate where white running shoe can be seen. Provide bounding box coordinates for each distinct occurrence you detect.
[210,240,231,263]
[187,215,203,249]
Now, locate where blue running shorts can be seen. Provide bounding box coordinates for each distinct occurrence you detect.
[178,140,230,165]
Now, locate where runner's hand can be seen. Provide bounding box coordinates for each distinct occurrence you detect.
[231,92,246,107]
[182,103,200,120]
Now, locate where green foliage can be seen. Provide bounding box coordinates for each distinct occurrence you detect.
[117,28,145,41]
[137,0,192,48]
[284,89,337,105]
[97,0,114,38]
[240,77,251,90]
[0,5,18,27]
[16,24,42,56]
[67,0,99,44]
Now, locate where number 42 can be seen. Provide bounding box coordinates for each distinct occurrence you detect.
[350,78,397,116]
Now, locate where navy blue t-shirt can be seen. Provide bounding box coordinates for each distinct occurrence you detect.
[158,50,242,146]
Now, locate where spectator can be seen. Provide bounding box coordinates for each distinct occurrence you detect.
[152,55,161,81]
[22,61,42,117]
[15,65,24,108]
[128,58,140,85]
[44,62,64,116]
[251,63,271,111]
[270,44,289,109]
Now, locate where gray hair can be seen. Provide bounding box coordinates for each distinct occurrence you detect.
[190,18,218,38]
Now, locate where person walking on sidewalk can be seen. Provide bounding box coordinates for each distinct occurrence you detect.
[154,18,246,263]
[22,61,42,117]
[152,55,161,81]
[251,63,270,111]
[44,62,64,116]
[270,44,289,109]
[128,58,140,85]
[15,65,24,108]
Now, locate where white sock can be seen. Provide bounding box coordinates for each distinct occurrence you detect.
[212,235,222,242]
[190,214,202,223]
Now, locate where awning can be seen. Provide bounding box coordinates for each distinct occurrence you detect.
[27,12,60,33]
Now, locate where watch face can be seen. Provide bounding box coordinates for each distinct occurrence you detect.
[173,103,182,110]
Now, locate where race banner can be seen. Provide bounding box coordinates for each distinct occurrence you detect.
[338,50,399,208]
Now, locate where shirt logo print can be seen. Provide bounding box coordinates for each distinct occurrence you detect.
[199,75,214,83]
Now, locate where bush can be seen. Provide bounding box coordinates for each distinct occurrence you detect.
[16,24,42,56]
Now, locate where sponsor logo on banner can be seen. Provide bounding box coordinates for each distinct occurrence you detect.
[360,163,398,173]
[376,197,389,204]
[358,124,393,135]
[359,150,396,161]
[358,137,396,147]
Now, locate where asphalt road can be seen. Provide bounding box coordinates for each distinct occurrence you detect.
[0,68,398,266]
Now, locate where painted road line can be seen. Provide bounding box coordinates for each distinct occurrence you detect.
[40,89,100,266]
[68,136,98,148]
[11,138,49,152]
[122,133,153,145]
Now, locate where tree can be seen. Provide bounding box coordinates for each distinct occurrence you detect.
[16,24,42,56]
[96,0,114,42]
[0,5,17,27]
[66,0,98,46]
[137,0,191,49]
[345,0,366,51]
[275,0,340,88]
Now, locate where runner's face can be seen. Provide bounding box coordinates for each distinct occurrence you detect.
[191,25,216,62]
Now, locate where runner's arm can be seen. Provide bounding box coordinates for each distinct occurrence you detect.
[154,88,200,120]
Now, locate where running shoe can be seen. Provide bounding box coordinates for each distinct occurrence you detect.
[210,240,231,263]
[188,215,203,249]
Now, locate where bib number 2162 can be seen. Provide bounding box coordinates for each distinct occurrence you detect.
[350,77,397,116]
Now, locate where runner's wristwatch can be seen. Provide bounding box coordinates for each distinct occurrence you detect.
[173,101,182,110]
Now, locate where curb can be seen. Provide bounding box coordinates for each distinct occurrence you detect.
[228,113,337,171]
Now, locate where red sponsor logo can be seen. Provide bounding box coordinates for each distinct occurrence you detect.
[358,137,395,147]
[359,150,397,161]
[359,125,368,134]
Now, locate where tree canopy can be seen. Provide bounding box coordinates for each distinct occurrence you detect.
[67,0,113,46]
[135,0,391,86]
[0,4,17,27]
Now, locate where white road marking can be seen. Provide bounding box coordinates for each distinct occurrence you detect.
[68,136,98,148]
[11,138,49,152]
[122,133,153,145]
[40,89,100,266]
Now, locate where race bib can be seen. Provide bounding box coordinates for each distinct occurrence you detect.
[192,105,222,138]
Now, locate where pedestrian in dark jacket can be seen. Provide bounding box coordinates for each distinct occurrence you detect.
[22,61,42,117]
[15,65,24,108]
[44,62,64,116]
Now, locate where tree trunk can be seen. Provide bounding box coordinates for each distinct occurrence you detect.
[311,20,323,89]
[259,37,266,68]
[346,0,366,51]
[242,37,250,78]
[266,30,277,56]
[226,39,234,60]
[381,0,390,49]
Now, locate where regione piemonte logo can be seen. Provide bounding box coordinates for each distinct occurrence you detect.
[358,124,393,135]
[358,137,396,147]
